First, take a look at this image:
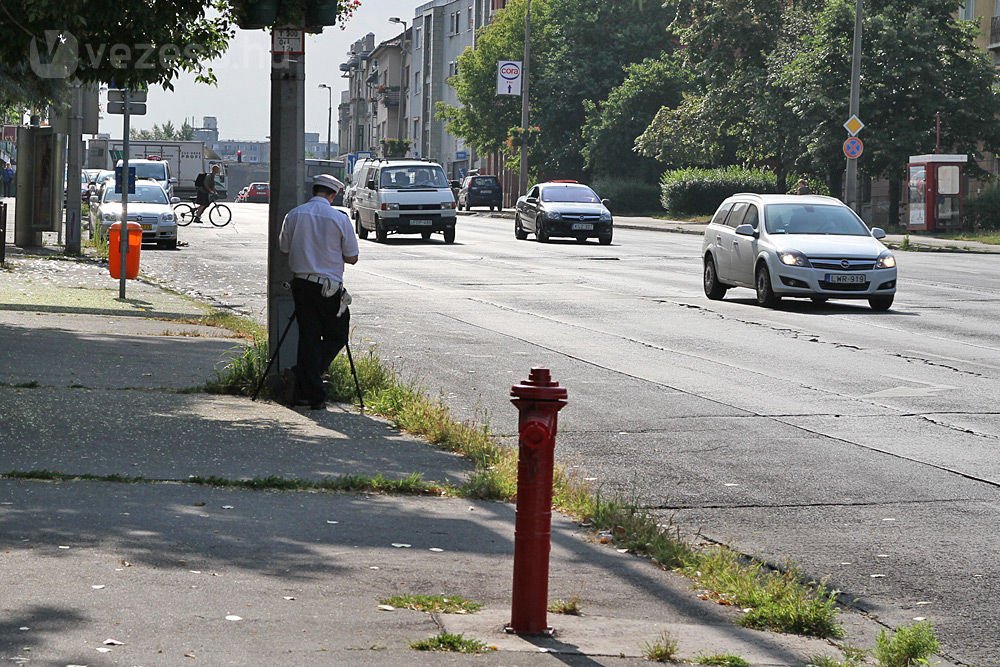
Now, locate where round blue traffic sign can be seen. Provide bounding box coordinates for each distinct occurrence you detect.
[843,136,864,159]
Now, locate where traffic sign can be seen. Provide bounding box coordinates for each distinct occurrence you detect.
[843,136,864,159]
[496,60,522,96]
[107,102,147,115]
[843,114,864,136]
[114,166,136,194]
[108,89,147,103]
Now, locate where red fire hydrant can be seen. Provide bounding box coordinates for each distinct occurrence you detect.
[507,367,568,636]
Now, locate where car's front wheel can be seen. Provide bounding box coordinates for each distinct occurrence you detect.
[536,218,549,243]
[869,295,894,311]
[375,218,388,243]
[755,264,780,308]
[703,256,727,300]
[355,213,368,240]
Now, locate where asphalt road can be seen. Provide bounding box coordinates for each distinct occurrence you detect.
[139,204,1000,665]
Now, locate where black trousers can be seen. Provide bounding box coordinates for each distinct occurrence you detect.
[290,278,349,405]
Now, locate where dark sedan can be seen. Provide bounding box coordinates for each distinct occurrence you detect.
[514,181,613,245]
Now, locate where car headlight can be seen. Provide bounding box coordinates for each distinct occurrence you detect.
[875,251,896,269]
[160,213,175,222]
[600,211,612,222]
[545,210,562,220]
[778,249,811,267]
[441,201,456,209]
[102,212,120,222]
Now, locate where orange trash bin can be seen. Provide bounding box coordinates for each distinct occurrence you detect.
[108,221,142,279]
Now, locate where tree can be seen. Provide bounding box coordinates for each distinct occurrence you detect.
[130,119,196,140]
[785,0,1000,224]
[531,0,674,179]
[581,53,687,180]
[439,0,547,172]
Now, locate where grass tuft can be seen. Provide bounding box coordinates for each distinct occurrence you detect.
[410,632,493,653]
[874,621,940,667]
[642,630,680,662]
[380,594,481,614]
[548,596,583,615]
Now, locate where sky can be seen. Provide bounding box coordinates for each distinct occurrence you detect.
[97,2,423,142]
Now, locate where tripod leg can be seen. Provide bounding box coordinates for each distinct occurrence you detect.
[345,340,365,411]
[251,311,297,401]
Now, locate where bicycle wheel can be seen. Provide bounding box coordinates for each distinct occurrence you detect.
[174,203,196,226]
[209,203,232,227]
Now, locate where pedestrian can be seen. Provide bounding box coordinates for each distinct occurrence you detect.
[793,178,812,195]
[277,174,359,409]
[193,164,221,222]
[2,162,14,197]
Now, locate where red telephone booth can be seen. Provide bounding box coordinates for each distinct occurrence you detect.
[907,154,967,232]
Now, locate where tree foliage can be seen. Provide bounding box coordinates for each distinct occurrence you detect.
[130,119,196,140]
[581,53,686,179]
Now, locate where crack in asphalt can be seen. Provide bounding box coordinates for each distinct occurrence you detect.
[645,497,986,511]
[893,352,986,378]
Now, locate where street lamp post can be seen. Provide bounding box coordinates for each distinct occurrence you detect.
[519,0,531,198]
[318,83,332,160]
[389,17,408,145]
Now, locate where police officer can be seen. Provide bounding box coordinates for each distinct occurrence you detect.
[278,174,359,409]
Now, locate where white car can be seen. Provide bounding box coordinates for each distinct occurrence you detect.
[701,193,897,311]
[94,180,180,250]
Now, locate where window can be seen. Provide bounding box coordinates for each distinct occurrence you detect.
[727,202,749,228]
[468,6,474,30]
[710,203,733,227]
[448,61,458,77]
[960,0,975,20]
[414,70,421,92]
[414,27,422,49]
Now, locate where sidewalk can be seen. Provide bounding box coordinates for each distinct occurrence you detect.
[465,208,1000,253]
[0,242,885,665]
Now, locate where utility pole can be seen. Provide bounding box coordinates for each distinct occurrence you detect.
[845,0,862,212]
[518,0,531,198]
[319,83,332,159]
[267,30,306,378]
[65,82,83,256]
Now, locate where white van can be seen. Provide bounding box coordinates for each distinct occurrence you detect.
[115,158,176,199]
[352,159,457,244]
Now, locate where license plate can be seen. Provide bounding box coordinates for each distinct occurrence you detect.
[410,219,432,226]
[141,224,153,231]
[825,273,866,284]
[571,223,594,231]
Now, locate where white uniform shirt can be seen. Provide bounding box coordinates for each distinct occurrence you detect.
[278,197,359,284]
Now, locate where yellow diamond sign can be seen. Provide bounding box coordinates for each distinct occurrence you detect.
[844,115,865,136]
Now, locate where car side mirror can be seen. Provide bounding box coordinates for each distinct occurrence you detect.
[168,177,177,184]
[526,196,538,204]
[735,224,757,237]
[170,197,180,204]
[601,198,610,208]
[871,227,886,240]
[366,179,376,189]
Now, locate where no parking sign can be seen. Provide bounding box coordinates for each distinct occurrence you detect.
[843,136,864,159]
[496,61,522,96]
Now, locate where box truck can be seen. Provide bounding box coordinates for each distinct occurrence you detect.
[86,139,227,200]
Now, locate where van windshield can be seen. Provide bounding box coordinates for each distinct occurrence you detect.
[380,165,449,189]
[132,163,168,181]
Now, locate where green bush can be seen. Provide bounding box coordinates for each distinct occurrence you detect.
[660,166,777,215]
[964,181,1000,230]
[591,176,662,215]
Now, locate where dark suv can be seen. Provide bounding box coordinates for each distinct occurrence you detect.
[458,174,503,212]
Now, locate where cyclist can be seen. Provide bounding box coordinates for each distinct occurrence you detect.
[194,164,221,222]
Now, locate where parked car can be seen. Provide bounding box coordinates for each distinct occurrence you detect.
[701,193,897,311]
[352,158,457,243]
[92,180,180,250]
[458,174,503,211]
[514,180,613,245]
[245,182,269,203]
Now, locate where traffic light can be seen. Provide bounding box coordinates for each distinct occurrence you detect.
[232,0,343,30]
[237,150,243,163]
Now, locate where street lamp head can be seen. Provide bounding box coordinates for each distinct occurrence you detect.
[389,16,404,24]
[318,83,331,90]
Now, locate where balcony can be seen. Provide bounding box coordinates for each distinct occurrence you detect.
[375,85,401,107]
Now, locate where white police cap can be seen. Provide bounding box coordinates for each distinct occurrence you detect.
[313,174,344,192]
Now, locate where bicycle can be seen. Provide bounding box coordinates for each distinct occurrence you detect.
[175,196,232,227]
